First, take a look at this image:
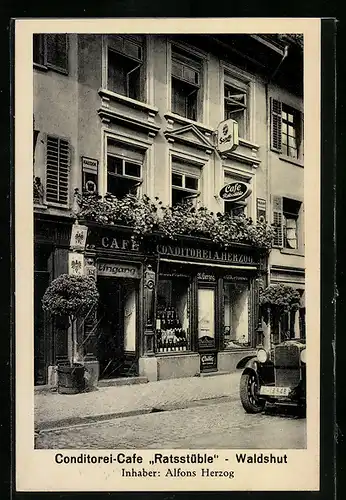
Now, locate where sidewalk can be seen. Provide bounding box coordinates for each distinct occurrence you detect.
[35,372,241,430]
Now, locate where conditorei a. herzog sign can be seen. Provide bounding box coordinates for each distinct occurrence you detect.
[156,244,257,265]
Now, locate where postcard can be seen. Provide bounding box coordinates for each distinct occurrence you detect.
[15,17,320,492]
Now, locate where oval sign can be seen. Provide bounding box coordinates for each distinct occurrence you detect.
[219,181,252,202]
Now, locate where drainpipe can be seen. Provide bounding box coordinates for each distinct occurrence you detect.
[265,43,290,289]
[262,45,289,350]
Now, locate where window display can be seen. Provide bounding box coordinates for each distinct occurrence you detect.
[155,278,190,352]
[223,282,250,348]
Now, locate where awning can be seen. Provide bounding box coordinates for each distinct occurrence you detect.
[159,257,257,271]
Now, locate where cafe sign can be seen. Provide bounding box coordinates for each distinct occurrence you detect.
[219,181,252,203]
[216,119,239,154]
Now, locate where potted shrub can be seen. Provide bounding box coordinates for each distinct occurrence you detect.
[42,274,99,394]
[259,283,301,345]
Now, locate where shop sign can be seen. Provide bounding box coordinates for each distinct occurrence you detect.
[200,353,217,371]
[82,156,98,172]
[197,272,216,281]
[70,223,88,251]
[219,181,252,203]
[97,261,140,279]
[157,244,256,265]
[68,252,85,276]
[216,119,239,154]
[198,336,215,348]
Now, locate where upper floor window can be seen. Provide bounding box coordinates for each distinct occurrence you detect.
[272,196,302,249]
[107,35,145,102]
[33,34,68,74]
[224,76,249,139]
[223,174,249,217]
[270,98,303,160]
[171,47,202,121]
[45,135,70,206]
[171,158,201,206]
[106,139,144,198]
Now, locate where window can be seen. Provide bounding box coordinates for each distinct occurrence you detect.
[106,140,144,198]
[272,196,302,249]
[223,174,249,217]
[172,172,199,206]
[33,34,68,74]
[224,78,248,138]
[45,135,70,206]
[107,35,145,102]
[270,98,303,159]
[156,277,191,352]
[171,47,202,121]
[223,282,250,348]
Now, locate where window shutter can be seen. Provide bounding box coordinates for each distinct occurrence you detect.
[272,195,283,247]
[46,136,70,205]
[46,34,68,72]
[270,98,282,153]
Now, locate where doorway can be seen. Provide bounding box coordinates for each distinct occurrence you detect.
[97,277,138,378]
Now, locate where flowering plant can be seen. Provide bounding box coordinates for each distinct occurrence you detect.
[42,274,99,365]
[259,284,301,313]
[259,283,301,329]
[76,192,274,249]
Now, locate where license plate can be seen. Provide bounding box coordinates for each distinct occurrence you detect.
[260,386,291,397]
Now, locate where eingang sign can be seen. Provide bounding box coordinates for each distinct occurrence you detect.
[219,181,252,203]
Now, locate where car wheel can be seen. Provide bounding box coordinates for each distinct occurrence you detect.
[240,371,266,413]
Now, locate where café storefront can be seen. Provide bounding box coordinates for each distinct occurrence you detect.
[81,224,267,383]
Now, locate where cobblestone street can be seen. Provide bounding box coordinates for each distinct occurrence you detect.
[36,398,306,450]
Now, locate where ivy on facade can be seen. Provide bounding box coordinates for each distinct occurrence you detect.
[76,192,274,249]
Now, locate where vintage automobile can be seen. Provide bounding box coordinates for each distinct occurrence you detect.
[237,339,306,414]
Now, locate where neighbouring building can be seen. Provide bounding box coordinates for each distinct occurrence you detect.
[33,33,304,386]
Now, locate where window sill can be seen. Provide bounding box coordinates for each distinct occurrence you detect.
[33,63,48,72]
[164,112,214,136]
[33,63,68,76]
[280,248,305,257]
[238,137,260,151]
[279,155,304,167]
[98,88,158,116]
[155,350,195,356]
[222,346,253,352]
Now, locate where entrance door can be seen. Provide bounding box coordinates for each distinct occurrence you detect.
[34,271,50,385]
[197,285,218,372]
[97,277,138,378]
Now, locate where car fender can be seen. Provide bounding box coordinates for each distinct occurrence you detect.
[236,355,258,370]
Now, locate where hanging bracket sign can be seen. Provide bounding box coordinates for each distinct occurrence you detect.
[219,181,252,203]
[216,119,239,154]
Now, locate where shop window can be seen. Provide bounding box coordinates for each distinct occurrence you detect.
[107,35,145,102]
[33,34,68,74]
[224,78,248,139]
[156,278,191,352]
[272,196,302,249]
[171,47,202,121]
[106,140,144,198]
[45,135,70,206]
[270,98,303,160]
[223,282,250,349]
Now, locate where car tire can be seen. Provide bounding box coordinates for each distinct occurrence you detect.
[240,370,266,413]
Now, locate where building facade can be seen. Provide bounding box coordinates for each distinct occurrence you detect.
[33,33,304,386]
